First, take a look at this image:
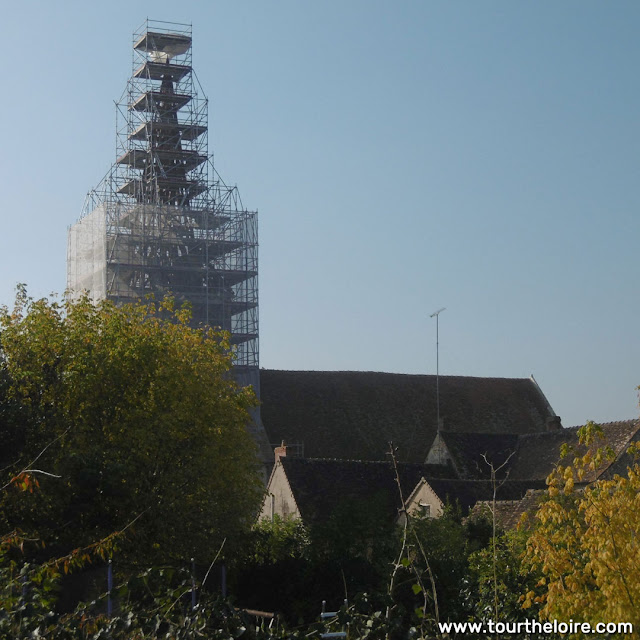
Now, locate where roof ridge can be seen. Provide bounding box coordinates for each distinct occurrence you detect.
[441,430,520,436]
[475,499,522,505]
[283,457,393,464]
[261,369,533,381]
[427,477,542,485]
[283,457,449,467]
[518,426,581,438]
[564,418,639,429]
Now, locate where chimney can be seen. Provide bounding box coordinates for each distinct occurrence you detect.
[546,416,562,431]
[274,440,288,462]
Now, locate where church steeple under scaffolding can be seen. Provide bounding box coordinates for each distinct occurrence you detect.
[67,20,271,469]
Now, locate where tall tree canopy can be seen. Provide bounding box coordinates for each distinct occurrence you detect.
[0,287,263,565]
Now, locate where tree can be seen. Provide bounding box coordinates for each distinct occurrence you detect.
[524,421,640,630]
[466,526,540,626]
[0,287,263,566]
[404,507,478,628]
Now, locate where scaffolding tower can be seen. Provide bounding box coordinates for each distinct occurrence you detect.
[68,20,258,372]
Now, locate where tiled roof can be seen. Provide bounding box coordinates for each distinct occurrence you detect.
[279,458,450,524]
[470,489,546,530]
[424,478,546,514]
[437,432,520,479]
[468,420,640,530]
[602,421,640,479]
[508,419,640,482]
[260,370,556,463]
[435,420,640,482]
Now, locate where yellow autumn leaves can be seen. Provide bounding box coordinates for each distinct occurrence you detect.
[525,421,640,632]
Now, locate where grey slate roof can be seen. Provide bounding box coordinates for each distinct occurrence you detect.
[260,370,556,463]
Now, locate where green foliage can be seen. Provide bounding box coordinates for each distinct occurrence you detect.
[233,504,400,626]
[0,564,273,639]
[394,506,474,630]
[244,516,310,565]
[0,287,263,565]
[313,592,412,640]
[0,561,417,640]
[309,492,398,565]
[0,559,61,637]
[466,527,540,624]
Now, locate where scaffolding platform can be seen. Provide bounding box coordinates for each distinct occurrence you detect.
[116,149,207,171]
[116,179,207,199]
[128,121,206,142]
[130,90,191,112]
[134,61,192,82]
[133,31,192,58]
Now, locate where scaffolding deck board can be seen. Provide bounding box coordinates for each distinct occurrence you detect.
[116,179,207,198]
[134,61,191,82]
[117,149,207,171]
[133,31,192,57]
[128,122,206,142]
[130,91,191,112]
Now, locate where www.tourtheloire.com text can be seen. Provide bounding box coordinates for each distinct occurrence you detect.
[438,619,634,635]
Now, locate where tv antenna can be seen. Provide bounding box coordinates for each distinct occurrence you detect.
[430,307,446,432]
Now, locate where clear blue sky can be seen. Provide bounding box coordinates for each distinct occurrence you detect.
[0,1,638,428]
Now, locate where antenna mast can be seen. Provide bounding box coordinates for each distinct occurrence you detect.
[430,307,446,432]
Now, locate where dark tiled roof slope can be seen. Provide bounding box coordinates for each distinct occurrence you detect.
[589,419,640,480]
[279,458,449,524]
[439,432,520,479]
[470,489,546,530]
[509,419,640,482]
[425,479,547,513]
[260,371,555,462]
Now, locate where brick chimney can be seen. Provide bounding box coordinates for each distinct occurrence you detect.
[546,416,562,431]
[274,440,288,462]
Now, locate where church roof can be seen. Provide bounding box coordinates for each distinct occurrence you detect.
[260,370,556,463]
